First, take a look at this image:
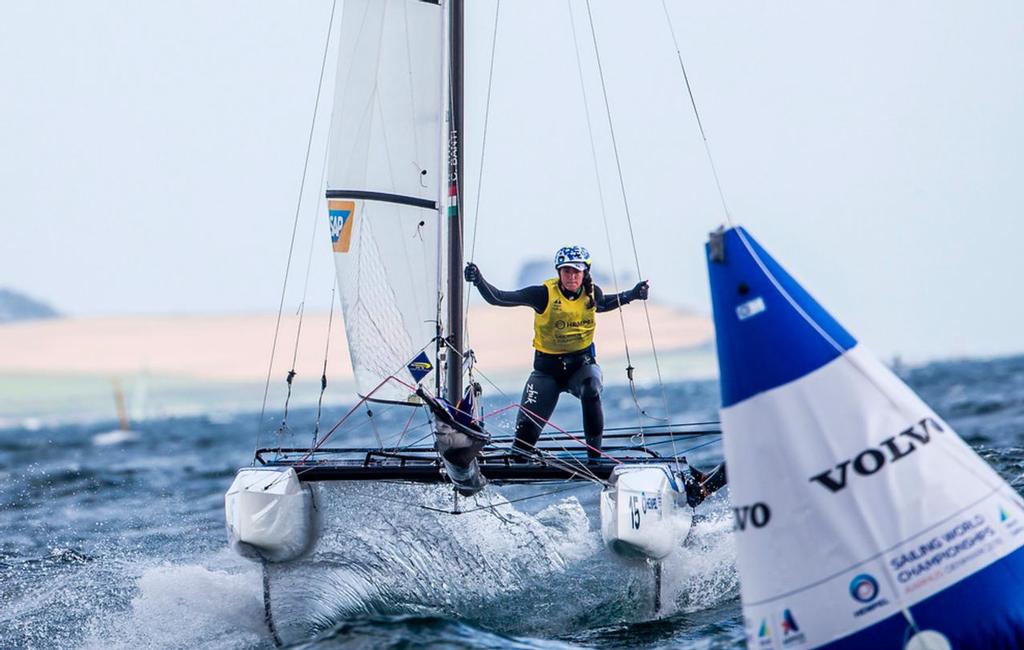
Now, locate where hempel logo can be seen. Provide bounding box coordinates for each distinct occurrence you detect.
[849,574,879,603]
[809,417,944,493]
[849,573,890,618]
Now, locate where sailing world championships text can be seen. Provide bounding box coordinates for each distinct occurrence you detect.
[888,515,997,586]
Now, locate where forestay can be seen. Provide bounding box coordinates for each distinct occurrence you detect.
[326,0,444,402]
[707,226,1024,649]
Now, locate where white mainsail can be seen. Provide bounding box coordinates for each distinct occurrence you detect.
[707,226,1024,649]
[326,0,444,402]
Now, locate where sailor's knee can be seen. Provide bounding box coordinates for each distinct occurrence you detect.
[580,377,602,401]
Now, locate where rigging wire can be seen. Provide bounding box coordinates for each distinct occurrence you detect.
[463,0,502,333]
[476,401,611,484]
[366,405,385,449]
[279,135,333,442]
[582,1,678,465]
[436,338,608,484]
[656,4,928,633]
[254,0,339,456]
[311,287,337,449]
[566,0,647,446]
[392,403,422,450]
[659,0,733,226]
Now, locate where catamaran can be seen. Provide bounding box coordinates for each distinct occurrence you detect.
[223,0,727,640]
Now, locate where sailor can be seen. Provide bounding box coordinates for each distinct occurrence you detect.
[464,245,648,461]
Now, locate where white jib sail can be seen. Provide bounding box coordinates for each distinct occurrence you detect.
[325,0,444,402]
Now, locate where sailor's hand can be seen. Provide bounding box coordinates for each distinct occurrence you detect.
[464,262,481,285]
[631,280,649,301]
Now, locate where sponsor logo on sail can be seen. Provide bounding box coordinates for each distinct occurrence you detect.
[809,417,944,493]
[780,609,806,646]
[733,502,771,531]
[757,618,772,648]
[328,200,356,253]
[849,574,878,603]
[406,351,433,382]
[781,609,799,633]
[849,573,890,618]
[889,514,1001,588]
[998,504,1024,537]
[736,296,766,320]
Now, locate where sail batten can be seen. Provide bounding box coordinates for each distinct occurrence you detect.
[325,189,437,209]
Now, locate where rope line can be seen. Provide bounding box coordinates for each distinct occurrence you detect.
[655,3,922,629]
[659,0,733,225]
[583,1,677,465]
[566,0,647,445]
[437,338,606,484]
[464,0,502,333]
[311,287,337,449]
[254,0,339,456]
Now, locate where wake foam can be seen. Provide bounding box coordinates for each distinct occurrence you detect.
[81,552,268,650]
[261,482,738,644]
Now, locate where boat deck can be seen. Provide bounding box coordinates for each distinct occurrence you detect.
[255,426,720,484]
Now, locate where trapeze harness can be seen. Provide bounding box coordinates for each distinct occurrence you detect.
[471,275,638,460]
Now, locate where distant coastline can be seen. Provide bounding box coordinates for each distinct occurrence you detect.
[0,287,59,322]
[0,305,716,422]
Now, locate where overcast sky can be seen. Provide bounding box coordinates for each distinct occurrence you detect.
[1,1,1021,363]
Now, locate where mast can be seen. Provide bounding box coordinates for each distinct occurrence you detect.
[445,0,465,402]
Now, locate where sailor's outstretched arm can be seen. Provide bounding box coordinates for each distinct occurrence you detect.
[595,280,649,313]
[464,263,548,312]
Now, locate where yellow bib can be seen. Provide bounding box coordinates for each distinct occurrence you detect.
[532,278,596,354]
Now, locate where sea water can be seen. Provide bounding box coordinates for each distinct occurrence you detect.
[1,355,1022,649]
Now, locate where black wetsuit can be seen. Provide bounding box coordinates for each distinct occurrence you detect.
[471,276,638,459]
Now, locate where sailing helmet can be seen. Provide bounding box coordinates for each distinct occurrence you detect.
[554,245,591,272]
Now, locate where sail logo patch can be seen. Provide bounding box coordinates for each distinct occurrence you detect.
[998,504,1023,536]
[888,514,999,589]
[808,417,944,493]
[781,608,799,633]
[407,351,433,383]
[780,609,806,646]
[736,296,766,321]
[733,502,771,531]
[849,573,890,618]
[328,200,356,253]
[849,574,878,603]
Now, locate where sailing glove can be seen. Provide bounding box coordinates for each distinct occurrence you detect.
[464,262,481,285]
[630,280,649,301]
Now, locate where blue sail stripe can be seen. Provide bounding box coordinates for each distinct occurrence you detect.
[706,227,856,407]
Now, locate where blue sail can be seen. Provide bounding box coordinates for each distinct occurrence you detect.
[706,226,1024,649]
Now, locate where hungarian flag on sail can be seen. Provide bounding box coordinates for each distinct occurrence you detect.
[706,226,1024,649]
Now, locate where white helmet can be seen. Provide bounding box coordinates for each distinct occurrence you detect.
[554,245,591,271]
